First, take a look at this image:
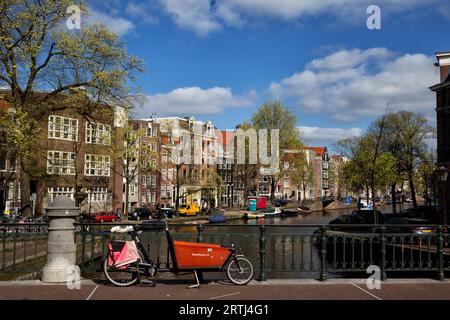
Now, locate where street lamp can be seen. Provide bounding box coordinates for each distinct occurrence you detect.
[439,166,448,226]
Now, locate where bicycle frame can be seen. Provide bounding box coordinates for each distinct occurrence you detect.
[106,221,251,288]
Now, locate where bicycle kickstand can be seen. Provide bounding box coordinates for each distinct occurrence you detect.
[187,270,201,289]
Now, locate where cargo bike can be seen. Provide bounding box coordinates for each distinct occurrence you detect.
[103,219,254,288]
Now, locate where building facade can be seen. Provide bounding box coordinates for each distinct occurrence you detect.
[430,51,450,225]
[0,94,124,215]
[155,117,219,209]
[128,119,161,211]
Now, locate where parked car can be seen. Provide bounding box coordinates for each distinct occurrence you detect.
[402,206,439,223]
[92,211,120,223]
[152,208,175,219]
[328,214,366,229]
[274,199,289,207]
[178,203,200,216]
[129,207,152,221]
[383,217,436,235]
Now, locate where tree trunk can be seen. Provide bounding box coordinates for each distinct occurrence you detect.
[409,172,417,209]
[124,178,129,221]
[270,177,276,203]
[372,185,378,224]
[19,171,31,210]
[391,183,397,214]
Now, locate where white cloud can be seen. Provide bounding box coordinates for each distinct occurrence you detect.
[133,87,256,118]
[299,126,363,147]
[155,0,447,36]
[159,0,222,36]
[88,9,135,36]
[269,48,438,122]
[125,2,159,25]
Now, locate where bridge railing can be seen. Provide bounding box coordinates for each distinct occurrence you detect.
[1,223,449,281]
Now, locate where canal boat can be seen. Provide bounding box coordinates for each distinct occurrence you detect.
[244,212,266,219]
[297,206,311,214]
[208,213,227,224]
[280,209,299,217]
[262,207,282,218]
[185,219,210,225]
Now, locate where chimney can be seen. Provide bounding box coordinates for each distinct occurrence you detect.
[436,52,450,82]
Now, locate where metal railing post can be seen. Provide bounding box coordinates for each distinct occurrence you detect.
[196,224,204,243]
[438,226,445,281]
[258,225,267,282]
[380,226,387,281]
[320,226,327,281]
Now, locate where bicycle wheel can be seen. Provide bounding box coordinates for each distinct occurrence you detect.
[103,252,143,287]
[226,255,254,285]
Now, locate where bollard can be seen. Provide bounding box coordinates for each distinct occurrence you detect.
[258,225,267,282]
[196,224,204,243]
[41,196,79,283]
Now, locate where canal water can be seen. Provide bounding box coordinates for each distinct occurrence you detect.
[140,205,415,280]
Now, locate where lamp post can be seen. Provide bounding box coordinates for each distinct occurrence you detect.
[439,166,448,227]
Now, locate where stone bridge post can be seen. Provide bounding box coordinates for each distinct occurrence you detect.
[41,196,80,283]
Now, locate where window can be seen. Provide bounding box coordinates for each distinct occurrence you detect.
[161,168,167,181]
[47,151,76,175]
[162,151,168,163]
[47,187,75,203]
[48,115,78,141]
[84,154,110,177]
[9,156,16,172]
[142,175,146,187]
[0,151,6,171]
[146,127,153,137]
[168,169,173,181]
[151,175,157,187]
[161,184,166,195]
[86,122,111,145]
[87,187,109,203]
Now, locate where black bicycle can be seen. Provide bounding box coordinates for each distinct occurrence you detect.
[103,220,254,288]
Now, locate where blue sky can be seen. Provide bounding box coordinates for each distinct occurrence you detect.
[87,0,450,148]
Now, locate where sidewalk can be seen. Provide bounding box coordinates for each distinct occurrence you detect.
[1,278,450,300]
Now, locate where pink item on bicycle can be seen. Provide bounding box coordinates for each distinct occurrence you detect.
[107,240,140,269]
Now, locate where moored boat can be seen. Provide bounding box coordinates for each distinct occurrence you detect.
[208,214,227,224]
[262,207,282,218]
[244,212,266,219]
[280,209,299,217]
[297,206,311,214]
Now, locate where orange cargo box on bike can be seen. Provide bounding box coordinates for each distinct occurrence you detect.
[173,240,232,269]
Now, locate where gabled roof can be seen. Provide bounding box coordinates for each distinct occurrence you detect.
[303,146,327,157]
[218,130,235,147]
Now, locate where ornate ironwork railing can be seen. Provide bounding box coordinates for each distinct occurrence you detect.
[1,222,449,281]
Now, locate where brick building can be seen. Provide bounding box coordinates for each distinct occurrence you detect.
[0,93,124,215]
[430,51,450,225]
[128,119,161,210]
